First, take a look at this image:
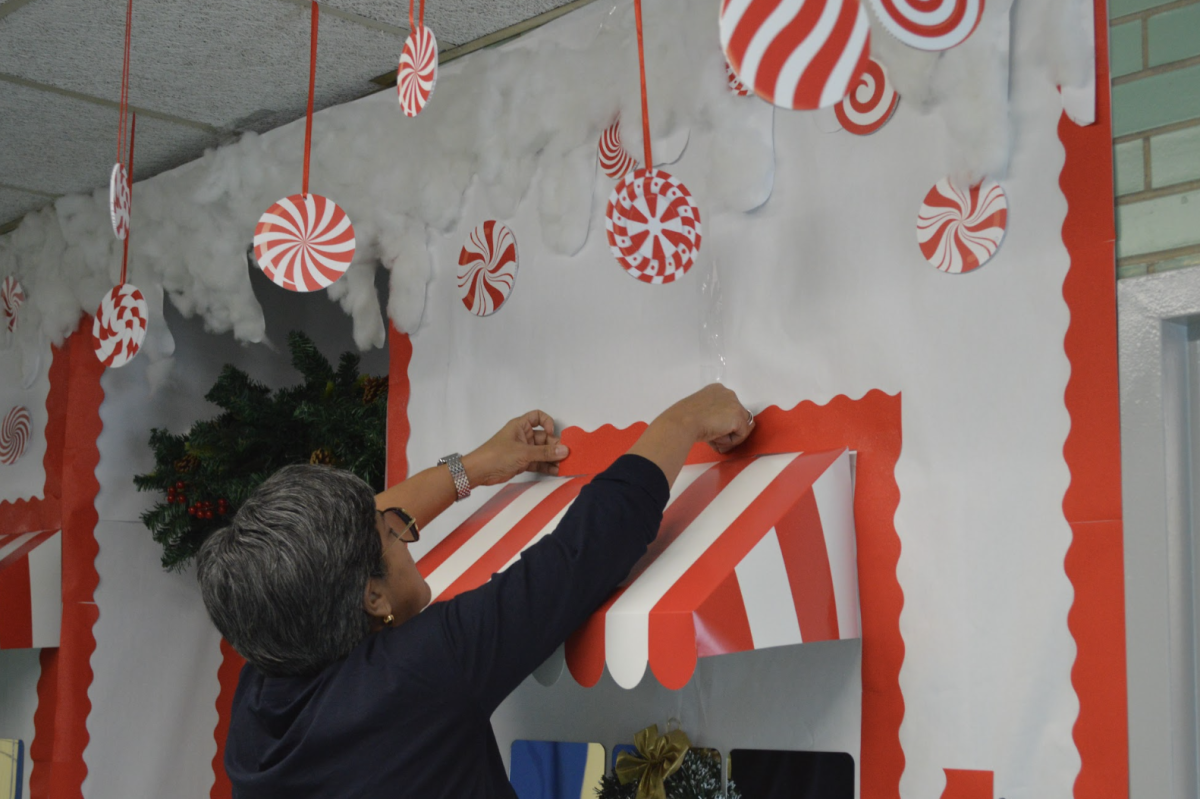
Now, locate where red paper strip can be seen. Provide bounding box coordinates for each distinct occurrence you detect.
[633,0,653,167]
[120,114,136,286]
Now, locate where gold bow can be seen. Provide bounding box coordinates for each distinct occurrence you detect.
[614,724,691,799]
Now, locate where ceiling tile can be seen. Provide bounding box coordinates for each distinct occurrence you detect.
[0,186,52,228]
[321,0,583,43]
[0,0,405,131]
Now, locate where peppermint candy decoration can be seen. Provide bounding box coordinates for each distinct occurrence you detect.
[109,163,130,241]
[726,60,751,96]
[398,25,438,117]
[866,0,983,51]
[720,0,872,110]
[835,57,899,135]
[917,178,1008,274]
[605,168,702,285]
[458,221,518,316]
[92,284,148,368]
[254,194,356,293]
[599,120,639,180]
[0,406,31,465]
[2,276,24,334]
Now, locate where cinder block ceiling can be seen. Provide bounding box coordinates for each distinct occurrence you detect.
[0,0,590,232]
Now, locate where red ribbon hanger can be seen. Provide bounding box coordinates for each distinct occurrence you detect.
[120,114,136,286]
[302,1,319,197]
[633,0,652,167]
[116,0,133,169]
[408,0,427,33]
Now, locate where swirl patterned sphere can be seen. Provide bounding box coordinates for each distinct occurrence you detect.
[0,406,31,465]
[598,120,639,180]
[720,0,872,110]
[109,163,130,241]
[866,0,983,50]
[605,168,702,285]
[398,25,439,117]
[725,60,752,96]
[254,194,356,293]
[92,284,148,368]
[458,221,519,316]
[835,57,899,135]
[917,178,1008,274]
[2,276,24,334]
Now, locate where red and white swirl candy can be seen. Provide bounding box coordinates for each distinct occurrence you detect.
[599,120,639,180]
[458,221,518,316]
[605,168,702,285]
[917,178,1008,274]
[726,60,751,97]
[398,25,439,118]
[109,163,130,241]
[866,0,983,51]
[0,405,30,465]
[720,0,872,110]
[254,194,356,293]
[2,276,24,334]
[835,57,899,135]
[92,284,148,368]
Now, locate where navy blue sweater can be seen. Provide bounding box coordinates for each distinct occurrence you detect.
[225,454,669,798]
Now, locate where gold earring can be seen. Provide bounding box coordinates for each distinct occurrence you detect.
[383,614,395,626]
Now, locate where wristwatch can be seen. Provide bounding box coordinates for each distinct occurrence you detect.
[438,453,471,501]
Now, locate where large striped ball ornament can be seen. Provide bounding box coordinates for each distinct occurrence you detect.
[254,194,356,293]
[92,284,148,368]
[720,0,872,110]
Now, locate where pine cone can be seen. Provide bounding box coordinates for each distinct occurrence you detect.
[309,448,337,466]
[362,376,388,405]
[174,454,201,473]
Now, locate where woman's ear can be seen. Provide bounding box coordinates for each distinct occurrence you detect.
[362,576,392,619]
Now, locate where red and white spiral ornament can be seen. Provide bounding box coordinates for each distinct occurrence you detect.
[916,177,1008,274]
[254,194,356,293]
[720,0,872,110]
[2,276,24,334]
[835,57,899,135]
[458,221,519,316]
[866,0,984,51]
[92,283,148,368]
[606,168,702,285]
[398,25,438,117]
[0,406,31,465]
[599,120,639,180]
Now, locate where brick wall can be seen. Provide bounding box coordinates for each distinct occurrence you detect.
[1110,0,1200,278]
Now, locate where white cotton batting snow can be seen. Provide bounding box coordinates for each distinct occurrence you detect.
[0,0,1095,366]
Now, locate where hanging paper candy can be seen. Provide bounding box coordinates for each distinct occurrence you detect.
[397,0,438,117]
[725,60,752,97]
[719,0,872,110]
[0,406,31,465]
[2,276,24,334]
[916,177,1008,274]
[834,57,899,135]
[598,120,639,180]
[458,221,518,316]
[865,0,983,51]
[109,0,135,240]
[605,0,702,284]
[254,2,356,293]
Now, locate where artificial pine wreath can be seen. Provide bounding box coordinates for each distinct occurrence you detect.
[598,725,742,799]
[134,331,388,570]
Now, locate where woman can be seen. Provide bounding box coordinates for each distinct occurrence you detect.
[198,384,755,798]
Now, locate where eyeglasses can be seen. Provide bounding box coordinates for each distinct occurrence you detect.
[378,507,420,552]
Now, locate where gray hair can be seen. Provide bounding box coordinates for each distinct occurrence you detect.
[196,464,384,677]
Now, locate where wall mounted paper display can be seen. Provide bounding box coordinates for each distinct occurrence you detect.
[606,169,702,285]
[725,60,751,97]
[458,221,518,316]
[398,25,438,118]
[0,530,62,649]
[416,449,859,689]
[834,57,899,135]
[92,283,148,368]
[254,194,357,292]
[598,120,639,181]
[0,406,30,465]
[865,0,983,51]
[510,741,605,799]
[729,749,854,799]
[1,277,23,335]
[109,163,130,241]
[719,0,872,110]
[916,178,1008,274]
[0,739,23,799]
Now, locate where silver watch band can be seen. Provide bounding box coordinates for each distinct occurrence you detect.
[438,453,471,501]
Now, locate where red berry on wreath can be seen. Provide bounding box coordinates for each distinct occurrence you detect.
[187,506,196,517]
[176,481,185,491]
[177,495,187,505]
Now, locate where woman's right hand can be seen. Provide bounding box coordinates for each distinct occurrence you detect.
[628,384,755,488]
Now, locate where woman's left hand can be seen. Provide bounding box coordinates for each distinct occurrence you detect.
[463,410,570,487]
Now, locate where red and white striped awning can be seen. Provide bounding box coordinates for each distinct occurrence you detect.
[417,449,858,690]
[0,530,61,649]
